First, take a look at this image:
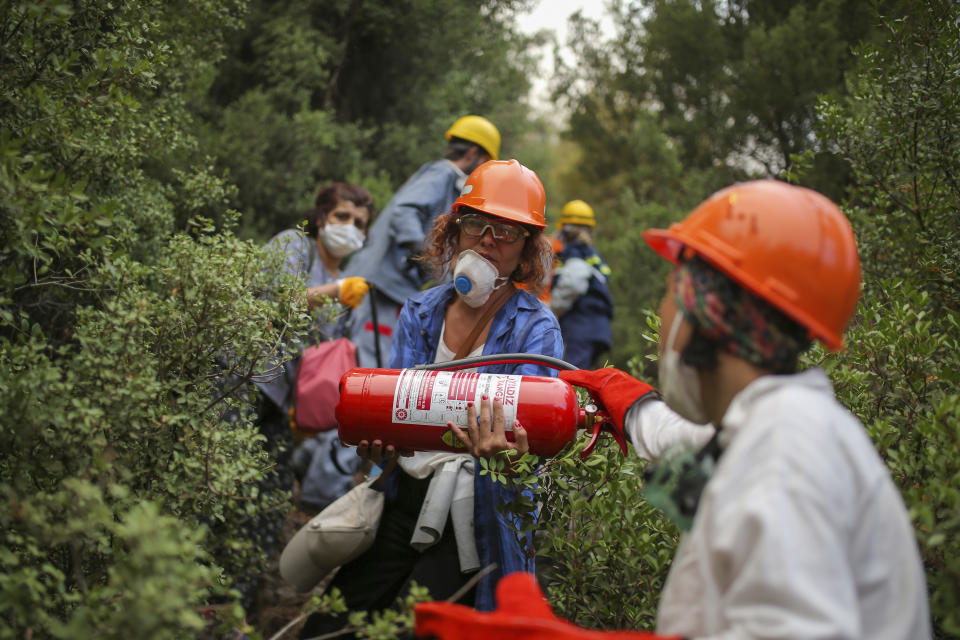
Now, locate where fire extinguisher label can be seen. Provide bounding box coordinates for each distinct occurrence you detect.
[391,369,520,429]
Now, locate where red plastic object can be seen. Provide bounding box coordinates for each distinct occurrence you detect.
[293,337,357,434]
[415,572,679,639]
[336,368,585,457]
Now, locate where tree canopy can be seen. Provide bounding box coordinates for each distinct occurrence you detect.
[200,0,542,238]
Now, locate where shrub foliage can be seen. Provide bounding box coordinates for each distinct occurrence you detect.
[0,2,310,637]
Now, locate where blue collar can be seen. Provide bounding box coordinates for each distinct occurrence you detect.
[408,282,540,356]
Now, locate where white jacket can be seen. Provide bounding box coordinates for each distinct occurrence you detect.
[625,368,931,639]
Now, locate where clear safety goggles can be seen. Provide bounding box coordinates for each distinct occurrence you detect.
[456,213,529,244]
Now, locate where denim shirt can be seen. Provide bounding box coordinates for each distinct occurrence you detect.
[388,282,564,611]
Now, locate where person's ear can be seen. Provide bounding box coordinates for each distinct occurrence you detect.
[467,145,490,168]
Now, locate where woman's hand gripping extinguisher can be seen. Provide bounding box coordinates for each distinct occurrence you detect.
[335,354,654,458]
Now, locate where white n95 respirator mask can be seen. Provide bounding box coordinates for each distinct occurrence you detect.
[320,224,365,258]
[659,313,711,424]
[453,250,509,307]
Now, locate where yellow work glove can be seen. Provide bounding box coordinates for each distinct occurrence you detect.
[337,277,370,309]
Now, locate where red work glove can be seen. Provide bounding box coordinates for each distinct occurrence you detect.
[415,572,678,640]
[559,368,658,431]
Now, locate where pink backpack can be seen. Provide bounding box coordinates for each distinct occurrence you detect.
[292,337,357,434]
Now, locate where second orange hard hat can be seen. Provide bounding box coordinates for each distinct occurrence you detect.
[644,180,861,351]
[451,159,546,229]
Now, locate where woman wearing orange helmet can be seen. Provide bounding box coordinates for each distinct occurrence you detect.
[298,160,562,639]
[440,180,930,639]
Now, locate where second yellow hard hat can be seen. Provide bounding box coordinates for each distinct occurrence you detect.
[559,200,595,228]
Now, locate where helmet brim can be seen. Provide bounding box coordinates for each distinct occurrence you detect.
[643,225,848,352]
[643,228,684,264]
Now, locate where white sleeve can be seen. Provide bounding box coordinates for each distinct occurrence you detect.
[656,395,893,639]
[692,473,862,639]
[624,399,714,461]
[550,257,592,316]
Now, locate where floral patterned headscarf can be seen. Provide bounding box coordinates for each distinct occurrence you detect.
[672,255,811,374]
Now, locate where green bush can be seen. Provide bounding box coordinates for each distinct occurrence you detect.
[808,2,960,635]
[530,436,677,631]
[492,324,675,632]
[0,2,320,636]
[0,224,313,637]
[0,0,547,635]
[814,283,960,636]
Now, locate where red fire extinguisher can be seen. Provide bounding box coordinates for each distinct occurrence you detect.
[335,354,626,458]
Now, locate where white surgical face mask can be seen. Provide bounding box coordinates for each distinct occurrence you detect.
[659,313,711,424]
[320,223,365,258]
[453,249,508,307]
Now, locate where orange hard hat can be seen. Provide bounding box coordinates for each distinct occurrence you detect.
[643,180,861,351]
[451,159,546,229]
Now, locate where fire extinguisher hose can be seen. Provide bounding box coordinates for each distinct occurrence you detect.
[410,353,579,372]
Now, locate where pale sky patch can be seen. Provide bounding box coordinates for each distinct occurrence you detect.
[516,0,615,114]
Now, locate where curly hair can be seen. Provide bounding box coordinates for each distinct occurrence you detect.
[304,182,375,237]
[418,210,551,291]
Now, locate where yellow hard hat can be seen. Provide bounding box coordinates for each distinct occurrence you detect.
[445,115,501,160]
[559,200,595,228]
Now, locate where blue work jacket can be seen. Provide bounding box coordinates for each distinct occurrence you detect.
[388,282,564,611]
[554,242,614,350]
[345,160,464,304]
